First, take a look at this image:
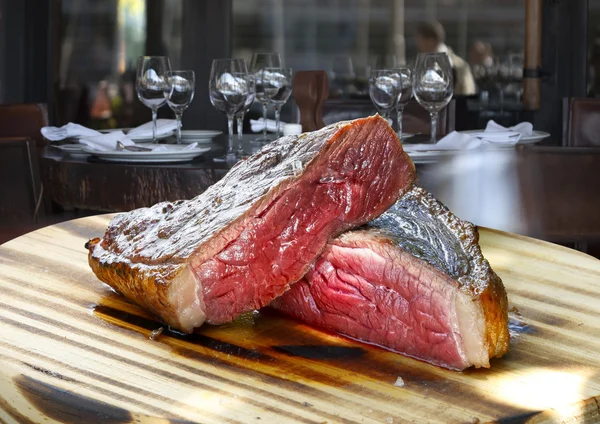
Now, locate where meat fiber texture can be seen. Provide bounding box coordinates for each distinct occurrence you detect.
[87,115,416,333]
[272,186,510,370]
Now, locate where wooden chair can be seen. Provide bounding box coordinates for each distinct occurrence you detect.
[0,103,49,147]
[0,138,44,244]
[322,98,456,137]
[565,98,600,147]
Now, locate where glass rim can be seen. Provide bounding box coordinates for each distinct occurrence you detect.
[138,55,170,60]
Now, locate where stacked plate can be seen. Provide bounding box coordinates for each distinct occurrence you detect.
[100,129,174,144]
[81,144,211,163]
[179,130,222,144]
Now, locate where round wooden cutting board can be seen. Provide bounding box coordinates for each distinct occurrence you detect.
[0,215,599,424]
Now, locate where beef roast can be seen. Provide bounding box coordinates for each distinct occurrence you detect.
[87,116,416,333]
[272,186,509,370]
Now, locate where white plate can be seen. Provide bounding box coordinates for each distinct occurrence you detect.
[82,144,211,163]
[400,133,416,140]
[53,144,92,159]
[180,130,222,140]
[405,150,456,164]
[460,129,550,145]
[179,130,222,144]
[99,128,175,143]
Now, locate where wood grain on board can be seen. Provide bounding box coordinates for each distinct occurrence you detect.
[0,215,599,424]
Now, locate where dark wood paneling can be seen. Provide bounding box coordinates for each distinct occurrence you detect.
[533,0,589,144]
[180,0,232,132]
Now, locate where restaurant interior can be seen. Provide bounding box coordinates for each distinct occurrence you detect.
[1,0,598,256]
[1,1,600,422]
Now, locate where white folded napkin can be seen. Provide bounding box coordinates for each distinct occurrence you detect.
[485,120,533,137]
[41,123,102,141]
[79,131,135,151]
[128,119,178,138]
[403,128,524,152]
[250,118,289,133]
[403,131,484,152]
[81,131,169,152]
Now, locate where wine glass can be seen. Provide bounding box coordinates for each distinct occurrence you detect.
[136,56,171,143]
[369,69,402,122]
[209,58,251,163]
[413,53,454,144]
[394,67,413,138]
[250,53,282,143]
[260,67,293,138]
[234,73,256,157]
[164,70,195,144]
[332,56,356,97]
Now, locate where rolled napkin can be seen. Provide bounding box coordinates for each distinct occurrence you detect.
[485,120,533,137]
[128,119,178,138]
[41,123,102,141]
[250,118,289,133]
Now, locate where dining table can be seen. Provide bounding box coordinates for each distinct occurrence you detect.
[0,214,599,423]
[40,136,600,250]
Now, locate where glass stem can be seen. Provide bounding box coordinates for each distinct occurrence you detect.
[175,112,182,144]
[236,114,244,154]
[152,108,158,143]
[262,102,268,138]
[274,106,281,138]
[227,115,235,154]
[430,111,438,144]
[396,107,403,138]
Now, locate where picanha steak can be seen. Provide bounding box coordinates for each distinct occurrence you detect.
[272,186,509,370]
[87,116,416,333]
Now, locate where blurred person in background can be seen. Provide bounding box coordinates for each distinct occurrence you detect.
[416,20,476,96]
[469,40,494,67]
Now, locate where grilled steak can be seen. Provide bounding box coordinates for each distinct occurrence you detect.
[87,116,416,333]
[272,186,509,370]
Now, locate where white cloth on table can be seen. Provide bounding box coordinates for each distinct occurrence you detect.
[485,120,533,137]
[79,131,135,151]
[41,123,102,141]
[127,119,178,138]
[403,131,485,152]
[80,131,169,152]
[250,118,289,133]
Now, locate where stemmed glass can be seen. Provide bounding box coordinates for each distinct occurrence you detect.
[413,53,454,144]
[261,67,293,138]
[136,56,171,143]
[394,67,413,138]
[234,74,256,157]
[164,70,195,144]
[250,53,282,143]
[209,58,251,163]
[368,69,402,122]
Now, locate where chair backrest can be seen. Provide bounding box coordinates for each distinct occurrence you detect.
[0,137,43,244]
[322,98,455,137]
[566,98,600,147]
[0,103,49,147]
[293,71,329,132]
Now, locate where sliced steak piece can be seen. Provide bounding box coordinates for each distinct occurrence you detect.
[272,186,509,370]
[87,116,416,333]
